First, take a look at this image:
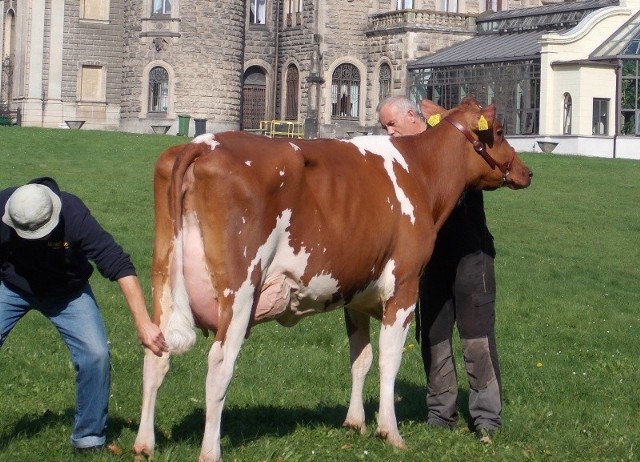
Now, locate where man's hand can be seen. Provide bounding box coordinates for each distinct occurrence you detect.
[117,275,169,357]
[138,320,168,356]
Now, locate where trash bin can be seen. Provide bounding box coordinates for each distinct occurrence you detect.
[177,114,191,136]
[194,118,207,136]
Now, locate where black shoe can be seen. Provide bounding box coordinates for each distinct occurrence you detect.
[74,444,105,454]
[475,428,496,445]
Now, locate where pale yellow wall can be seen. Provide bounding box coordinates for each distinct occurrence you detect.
[539,6,634,136]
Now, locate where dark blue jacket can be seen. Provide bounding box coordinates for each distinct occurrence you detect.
[431,190,496,265]
[0,177,136,296]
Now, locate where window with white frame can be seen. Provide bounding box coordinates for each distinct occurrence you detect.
[152,0,171,15]
[331,63,360,119]
[484,0,503,12]
[563,93,572,135]
[81,0,109,20]
[285,0,302,26]
[149,66,169,113]
[250,0,266,25]
[439,0,458,13]
[592,98,609,135]
[80,65,104,102]
[288,0,302,13]
[397,0,413,9]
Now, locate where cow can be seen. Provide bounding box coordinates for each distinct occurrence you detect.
[133,98,532,462]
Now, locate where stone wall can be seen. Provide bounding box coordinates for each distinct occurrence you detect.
[121,0,245,134]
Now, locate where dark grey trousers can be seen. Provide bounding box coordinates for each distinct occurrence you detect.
[418,250,502,431]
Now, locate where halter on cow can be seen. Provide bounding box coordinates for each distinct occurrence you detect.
[133,97,532,462]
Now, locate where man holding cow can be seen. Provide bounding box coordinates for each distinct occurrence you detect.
[378,95,503,444]
[0,177,168,452]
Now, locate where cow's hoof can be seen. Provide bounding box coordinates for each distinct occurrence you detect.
[342,420,367,435]
[132,446,153,462]
[375,428,406,449]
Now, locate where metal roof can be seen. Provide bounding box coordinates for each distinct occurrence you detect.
[477,0,617,23]
[408,0,617,70]
[408,29,563,69]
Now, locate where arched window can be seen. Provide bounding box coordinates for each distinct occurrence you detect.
[241,66,267,130]
[331,63,360,119]
[397,0,413,8]
[563,93,572,135]
[285,64,299,120]
[149,66,169,113]
[379,63,392,104]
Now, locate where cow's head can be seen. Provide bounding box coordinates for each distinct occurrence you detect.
[420,97,533,191]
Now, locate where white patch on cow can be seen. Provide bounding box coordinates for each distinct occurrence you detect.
[223,288,234,298]
[380,305,414,346]
[289,142,301,151]
[191,133,220,150]
[346,136,415,224]
[166,229,197,354]
[300,272,340,301]
[279,169,285,176]
[377,259,397,302]
[223,209,310,337]
[261,209,310,280]
[245,160,252,166]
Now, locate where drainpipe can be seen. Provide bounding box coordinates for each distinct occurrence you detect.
[613,59,621,159]
[271,0,281,120]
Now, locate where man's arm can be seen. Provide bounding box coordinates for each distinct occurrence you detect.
[117,274,168,356]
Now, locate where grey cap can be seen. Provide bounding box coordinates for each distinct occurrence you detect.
[2,184,62,239]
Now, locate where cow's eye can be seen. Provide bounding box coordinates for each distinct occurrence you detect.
[496,128,503,138]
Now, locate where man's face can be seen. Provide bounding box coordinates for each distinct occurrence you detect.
[378,104,424,137]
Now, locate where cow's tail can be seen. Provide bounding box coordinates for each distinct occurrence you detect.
[165,146,205,354]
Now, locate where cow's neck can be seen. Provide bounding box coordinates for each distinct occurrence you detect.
[410,126,478,232]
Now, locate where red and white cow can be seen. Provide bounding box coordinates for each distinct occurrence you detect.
[133,98,532,462]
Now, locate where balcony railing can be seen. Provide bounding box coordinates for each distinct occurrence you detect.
[367,9,476,35]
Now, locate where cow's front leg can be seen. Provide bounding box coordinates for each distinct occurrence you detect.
[375,302,415,449]
[133,349,171,460]
[343,308,372,434]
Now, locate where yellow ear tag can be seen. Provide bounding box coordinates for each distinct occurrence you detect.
[427,114,441,127]
[478,115,489,131]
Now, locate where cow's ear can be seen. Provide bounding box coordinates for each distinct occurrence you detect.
[476,104,496,131]
[419,99,446,127]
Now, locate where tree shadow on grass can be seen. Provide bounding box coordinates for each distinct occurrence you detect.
[0,383,473,453]
[0,408,74,450]
[0,408,145,453]
[151,379,474,450]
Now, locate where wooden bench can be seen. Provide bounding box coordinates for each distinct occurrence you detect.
[0,106,20,126]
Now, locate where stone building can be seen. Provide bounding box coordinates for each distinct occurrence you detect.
[6,0,640,159]
[0,0,542,138]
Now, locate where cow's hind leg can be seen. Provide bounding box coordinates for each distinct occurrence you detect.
[343,309,372,434]
[375,303,415,449]
[198,292,254,462]
[133,349,171,460]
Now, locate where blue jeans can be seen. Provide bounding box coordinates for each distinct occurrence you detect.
[0,282,110,449]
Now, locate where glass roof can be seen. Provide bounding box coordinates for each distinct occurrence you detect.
[478,0,617,34]
[591,11,640,59]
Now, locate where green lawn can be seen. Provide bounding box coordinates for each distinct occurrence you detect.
[0,126,638,461]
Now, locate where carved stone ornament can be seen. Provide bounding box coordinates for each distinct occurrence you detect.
[152,37,168,52]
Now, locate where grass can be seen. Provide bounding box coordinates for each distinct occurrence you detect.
[0,126,638,461]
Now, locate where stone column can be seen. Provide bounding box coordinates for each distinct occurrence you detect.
[23,0,45,126]
[44,0,65,127]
